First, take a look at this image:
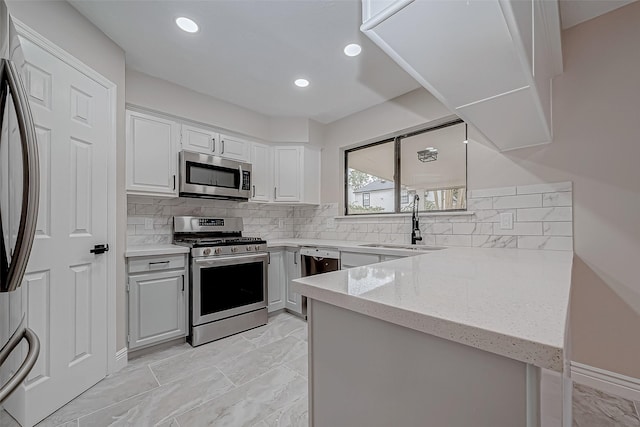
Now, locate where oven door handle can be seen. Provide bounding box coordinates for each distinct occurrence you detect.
[194,253,267,264]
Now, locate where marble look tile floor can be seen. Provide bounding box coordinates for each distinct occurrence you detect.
[31,312,308,427]
[0,315,637,426]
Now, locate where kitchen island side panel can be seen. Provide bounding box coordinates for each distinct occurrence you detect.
[309,299,531,427]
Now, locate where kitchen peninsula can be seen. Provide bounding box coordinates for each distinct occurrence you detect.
[292,247,573,427]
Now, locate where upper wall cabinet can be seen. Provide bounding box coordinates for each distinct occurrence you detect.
[181,124,218,154]
[126,110,179,197]
[361,0,562,151]
[180,125,249,162]
[250,142,272,202]
[219,134,250,162]
[273,145,320,204]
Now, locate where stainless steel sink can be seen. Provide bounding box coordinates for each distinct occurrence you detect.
[359,243,445,251]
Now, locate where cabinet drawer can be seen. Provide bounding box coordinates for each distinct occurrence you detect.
[340,252,380,268]
[129,255,185,273]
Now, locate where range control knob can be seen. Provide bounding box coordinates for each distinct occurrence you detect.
[203,248,211,256]
[246,246,252,252]
[231,247,238,253]
[255,245,261,251]
[214,248,222,255]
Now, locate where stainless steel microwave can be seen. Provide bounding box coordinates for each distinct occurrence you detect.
[179,151,252,200]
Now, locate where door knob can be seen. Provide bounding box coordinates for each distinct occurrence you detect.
[90,244,109,255]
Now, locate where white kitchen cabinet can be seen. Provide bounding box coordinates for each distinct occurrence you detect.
[181,123,218,154]
[250,142,272,202]
[285,248,303,315]
[181,126,249,161]
[273,145,320,204]
[267,249,285,312]
[127,254,189,350]
[126,109,179,197]
[219,134,250,162]
[360,0,561,150]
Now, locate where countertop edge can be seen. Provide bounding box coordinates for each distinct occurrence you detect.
[292,280,564,372]
[266,239,443,257]
[125,244,190,258]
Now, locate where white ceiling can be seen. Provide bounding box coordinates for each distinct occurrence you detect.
[559,0,637,29]
[70,0,421,124]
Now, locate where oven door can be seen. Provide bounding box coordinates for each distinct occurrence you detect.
[192,252,268,325]
[180,151,251,200]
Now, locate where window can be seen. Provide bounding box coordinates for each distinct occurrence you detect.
[345,139,395,214]
[363,193,370,207]
[345,120,466,215]
[401,191,409,205]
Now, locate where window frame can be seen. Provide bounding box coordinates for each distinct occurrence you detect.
[344,119,466,216]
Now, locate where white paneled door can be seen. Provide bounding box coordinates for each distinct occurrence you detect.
[4,35,111,426]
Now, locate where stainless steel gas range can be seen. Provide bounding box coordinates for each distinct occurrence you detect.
[173,216,268,347]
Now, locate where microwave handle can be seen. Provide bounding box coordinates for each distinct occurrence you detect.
[238,165,243,191]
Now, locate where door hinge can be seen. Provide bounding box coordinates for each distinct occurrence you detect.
[127,334,130,344]
[126,282,130,292]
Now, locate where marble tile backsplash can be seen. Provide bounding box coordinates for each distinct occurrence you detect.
[127,196,295,246]
[293,181,573,251]
[127,181,573,251]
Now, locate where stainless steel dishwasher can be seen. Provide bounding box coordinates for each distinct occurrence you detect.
[300,247,340,276]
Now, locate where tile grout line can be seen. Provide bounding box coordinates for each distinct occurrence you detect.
[43,365,164,427]
[72,366,172,425]
[214,365,238,388]
[147,364,162,387]
[175,364,300,423]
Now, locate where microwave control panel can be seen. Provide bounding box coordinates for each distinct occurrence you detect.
[198,218,224,227]
[242,171,251,190]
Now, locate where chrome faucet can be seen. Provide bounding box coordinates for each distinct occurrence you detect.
[411,194,422,245]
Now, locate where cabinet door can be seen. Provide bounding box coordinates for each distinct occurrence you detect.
[285,249,303,314]
[219,134,249,161]
[267,250,285,312]
[250,143,272,202]
[181,124,218,154]
[126,110,178,196]
[274,146,301,202]
[128,271,186,350]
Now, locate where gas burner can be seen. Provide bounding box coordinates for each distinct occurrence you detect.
[173,216,267,257]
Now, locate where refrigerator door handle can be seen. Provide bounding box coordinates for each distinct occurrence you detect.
[0,58,40,292]
[0,316,40,404]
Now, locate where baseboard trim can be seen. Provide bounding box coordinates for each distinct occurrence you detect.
[571,362,640,402]
[114,347,128,373]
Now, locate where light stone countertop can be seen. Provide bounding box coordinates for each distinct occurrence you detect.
[291,246,573,372]
[267,239,444,257]
[125,244,190,258]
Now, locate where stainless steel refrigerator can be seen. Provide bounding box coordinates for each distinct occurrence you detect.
[0,0,40,404]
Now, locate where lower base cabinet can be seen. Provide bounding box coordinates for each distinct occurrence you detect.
[127,254,189,350]
[268,248,303,316]
[267,250,285,312]
[285,249,303,315]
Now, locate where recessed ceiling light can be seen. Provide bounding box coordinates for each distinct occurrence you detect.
[344,43,362,57]
[176,17,199,33]
[294,78,310,88]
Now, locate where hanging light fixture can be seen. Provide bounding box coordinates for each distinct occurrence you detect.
[463,123,468,144]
